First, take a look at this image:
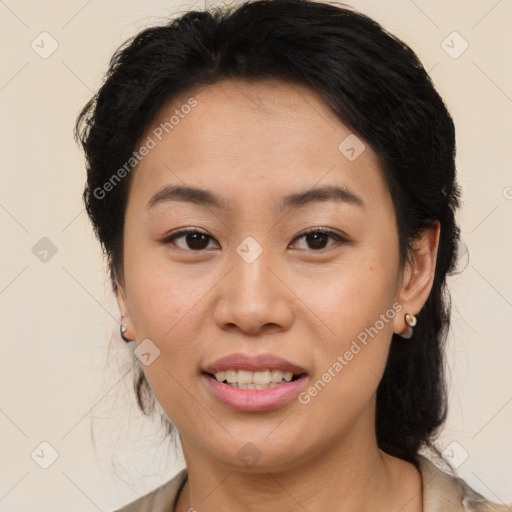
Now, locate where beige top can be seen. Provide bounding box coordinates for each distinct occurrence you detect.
[113,455,511,512]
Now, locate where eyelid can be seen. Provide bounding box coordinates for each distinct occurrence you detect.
[294,226,347,239]
[161,228,218,247]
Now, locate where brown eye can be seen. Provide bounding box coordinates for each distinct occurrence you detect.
[291,228,345,251]
[164,230,218,251]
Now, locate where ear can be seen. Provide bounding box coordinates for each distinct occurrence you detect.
[393,221,441,337]
[115,279,134,341]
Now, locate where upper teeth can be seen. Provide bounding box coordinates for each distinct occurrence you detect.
[214,369,294,385]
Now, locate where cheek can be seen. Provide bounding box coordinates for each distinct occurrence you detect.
[296,244,399,340]
[124,243,206,337]
[123,255,210,426]
[297,244,399,399]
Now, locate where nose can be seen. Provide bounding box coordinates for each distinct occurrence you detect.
[212,244,295,336]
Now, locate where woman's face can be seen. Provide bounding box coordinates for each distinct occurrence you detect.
[117,79,435,471]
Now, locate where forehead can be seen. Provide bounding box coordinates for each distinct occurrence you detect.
[130,78,388,211]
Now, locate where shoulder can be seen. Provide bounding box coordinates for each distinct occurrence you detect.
[110,469,188,512]
[417,455,511,512]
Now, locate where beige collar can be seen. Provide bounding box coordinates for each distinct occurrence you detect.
[417,454,465,511]
[417,454,510,512]
[115,456,510,511]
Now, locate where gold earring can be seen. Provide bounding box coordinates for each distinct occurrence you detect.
[405,313,417,327]
[120,315,130,342]
[399,313,417,339]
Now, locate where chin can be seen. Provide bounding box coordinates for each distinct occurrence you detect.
[203,430,313,473]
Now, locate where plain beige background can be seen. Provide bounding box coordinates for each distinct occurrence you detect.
[0,0,511,510]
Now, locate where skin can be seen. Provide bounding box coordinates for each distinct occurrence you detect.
[116,78,440,512]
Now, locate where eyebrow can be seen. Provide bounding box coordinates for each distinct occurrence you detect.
[280,185,364,211]
[147,184,365,211]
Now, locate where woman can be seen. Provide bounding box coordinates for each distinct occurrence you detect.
[75,0,511,510]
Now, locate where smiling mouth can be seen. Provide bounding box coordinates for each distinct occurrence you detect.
[207,369,305,390]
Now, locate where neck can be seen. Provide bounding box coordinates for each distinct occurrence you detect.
[176,415,422,512]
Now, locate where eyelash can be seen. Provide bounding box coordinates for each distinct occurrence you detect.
[162,227,347,252]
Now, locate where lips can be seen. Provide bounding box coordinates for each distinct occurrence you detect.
[203,353,307,374]
[202,353,309,411]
